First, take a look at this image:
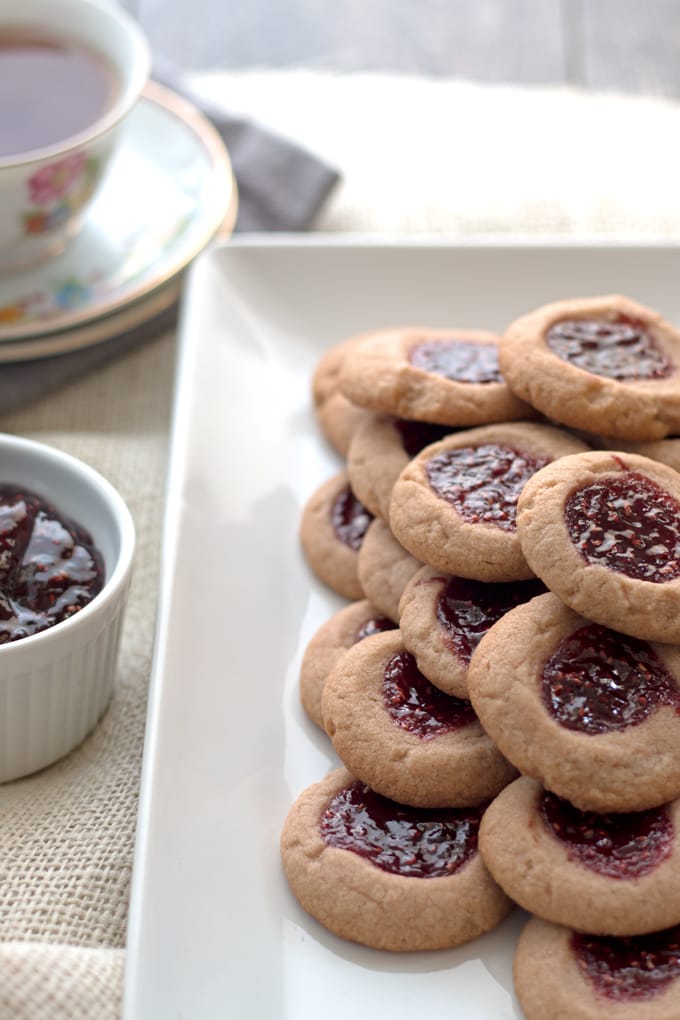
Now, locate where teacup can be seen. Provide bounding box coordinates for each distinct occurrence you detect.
[0,0,150,274]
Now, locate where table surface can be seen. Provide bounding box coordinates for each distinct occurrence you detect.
[138,0,680,98]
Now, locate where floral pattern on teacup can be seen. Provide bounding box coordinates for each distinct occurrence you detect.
[22,153,100,236]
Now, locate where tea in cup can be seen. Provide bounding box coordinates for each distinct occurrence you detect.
[0,0,149,274]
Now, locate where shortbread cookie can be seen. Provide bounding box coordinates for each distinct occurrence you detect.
[300,470,373,599]
[515,916,680,1020]
[321,631,516,807]
[299,600,396,730]
[280,766,512,951]
[604,437,680,474]
[517,450,680,643]
[500,295,680,440]
[340,327,533,426]
[312,335,375,455]
[347,412,454,518]
[356,518,422,622]
[480,776,680,936]
[389,422,588,582]
[399,566,545,698]
[468,592,680,812]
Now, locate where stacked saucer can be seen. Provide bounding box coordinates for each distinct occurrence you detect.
[0,80,236,362]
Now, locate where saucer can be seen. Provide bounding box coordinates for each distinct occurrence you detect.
[0,276,179,362]
[0,80,236,345]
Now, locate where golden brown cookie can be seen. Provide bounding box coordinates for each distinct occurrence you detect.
[299,600,397,730]
[603,437,680,474]
[356,517,422,622]
[299,469,373,599]
[312,335,375,456]
[517,450,680,643]
[480,776,680,936]
[500,295,680,440]
[321,631,517,808]
[347,412,455,518]
[514,916,680,1020]
[280,766,512,951]
[467,592,680,812]
[399,566,546,698]
[340,327,533,426]
[389,422,588,582]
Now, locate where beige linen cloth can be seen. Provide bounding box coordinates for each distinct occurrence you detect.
[2,72,680,1019]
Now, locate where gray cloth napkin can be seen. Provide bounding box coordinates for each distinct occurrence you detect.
[152,58,340,232]
[0,66,340,413]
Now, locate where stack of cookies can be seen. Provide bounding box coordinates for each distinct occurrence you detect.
[282,295,680,1018]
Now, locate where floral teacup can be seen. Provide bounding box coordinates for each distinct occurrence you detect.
[0,0,149,274]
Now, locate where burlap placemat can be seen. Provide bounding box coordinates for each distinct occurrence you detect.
[3,71,680,1019]
[0,329,176,1019]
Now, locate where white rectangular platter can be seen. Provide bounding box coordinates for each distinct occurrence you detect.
[123,239,680,1020]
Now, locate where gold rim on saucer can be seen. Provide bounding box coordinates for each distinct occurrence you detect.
[0,276,181,362]
[0,78,237,344]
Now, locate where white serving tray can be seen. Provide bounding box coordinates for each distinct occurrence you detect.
[123,237,680,1020]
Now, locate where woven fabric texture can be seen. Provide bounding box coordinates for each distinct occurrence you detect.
[2,71,680,1019]
[0,330,175,1019]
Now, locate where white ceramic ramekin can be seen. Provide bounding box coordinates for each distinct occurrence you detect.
[0,433,135,782]
[0,0,150,273]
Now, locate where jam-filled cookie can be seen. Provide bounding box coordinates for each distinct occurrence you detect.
[399,566,545,698]
[280,766,512,951]
[515,916,680,1020]
[312,335,375,456]
[467,592,680,812]
[299,599,397,730]
[347,412,454,519]
[300,470,373,600]
[339,327,533,426]
[480,776,680,936]
[321,631,516,808]
[500,295,680,441]
[517,450,680,643]
[604,437,680,475]
[356,518,422,622]
[389,422,588,582]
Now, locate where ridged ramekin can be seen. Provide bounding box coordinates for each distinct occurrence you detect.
[0,433,135,782]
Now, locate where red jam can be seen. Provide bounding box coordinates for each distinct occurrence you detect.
[546,316,673,380]
[383,650,476,738]
[320,780,482,877]
[426,444,550,531]
[354,615,397,642]
[330,484,373,551]
[408,339,503,384]
[572,927,680,1002]
[542,623,680,734]
[565,471,680,582]
[541,791,673,879]
[436,576,546,663]
[393,418,452,458]
[0,484,103,643]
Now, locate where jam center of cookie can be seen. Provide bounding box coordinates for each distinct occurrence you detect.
[330,484,373,551]
[546,316,673,380]
[383,650,476,739]
[393,418,453,458]
[541,791,673,879]
[321,780,481,878]
[542,624,680,734]
[426,444,550,531]
[408,339,503,384]
[572,928,680,1002]
[565,471,680,582]
[436,576,546,663]
[354,615,397,642]
[0,484,104,643]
